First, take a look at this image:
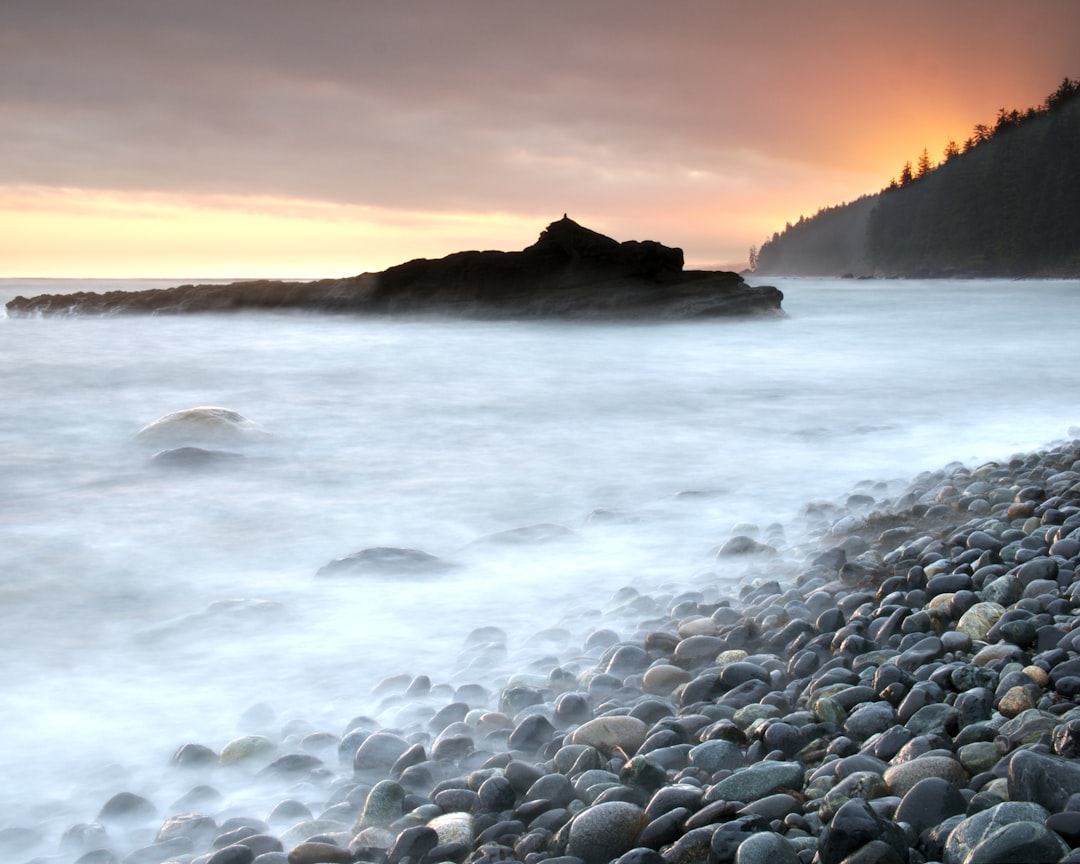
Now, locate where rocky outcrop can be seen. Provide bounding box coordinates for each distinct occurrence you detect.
[6,218,783,319]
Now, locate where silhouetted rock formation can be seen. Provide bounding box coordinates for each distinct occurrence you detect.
[6,218,783,319]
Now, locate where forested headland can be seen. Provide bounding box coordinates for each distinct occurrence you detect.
[752,78,1080,277]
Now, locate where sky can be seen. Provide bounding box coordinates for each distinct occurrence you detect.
[2,1,1078,278]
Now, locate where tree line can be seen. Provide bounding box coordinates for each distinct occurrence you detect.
[751,77,1080,277]
[886,77,1079,191]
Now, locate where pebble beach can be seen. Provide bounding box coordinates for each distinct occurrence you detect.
[20,435,1080,864]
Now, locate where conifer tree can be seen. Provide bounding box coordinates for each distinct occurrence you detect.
[916,148,933,178]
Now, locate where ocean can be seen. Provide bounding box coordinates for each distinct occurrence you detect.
[0,276,1077,858]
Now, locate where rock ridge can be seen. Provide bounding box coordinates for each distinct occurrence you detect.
[5,218,783,319]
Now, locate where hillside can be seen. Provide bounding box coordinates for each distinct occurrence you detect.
[754,78,1080,277]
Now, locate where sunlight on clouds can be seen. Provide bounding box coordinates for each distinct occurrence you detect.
[0,186,544,278]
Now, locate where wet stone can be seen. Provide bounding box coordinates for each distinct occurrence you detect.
[354,780,406,830]
[98,792,157,826]
[478,775,517,812]
[709,814,770,864]
[1008,749,1080,811]
[733,832,798,864]
[387,825,439,864]
[203,846,256,864]
[569,716,648,755]
[565,802,647,864]
[705,761,804,803]
[943,801,1060,864]
[843,702,896,742]
[818,771,887,821]
[893,776,967,837]
[883,755,968,797]
[817,798,907,864]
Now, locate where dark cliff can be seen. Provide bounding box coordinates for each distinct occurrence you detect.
[6,218,783,319]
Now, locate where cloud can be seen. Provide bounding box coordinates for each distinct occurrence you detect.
[2,0,1079,273]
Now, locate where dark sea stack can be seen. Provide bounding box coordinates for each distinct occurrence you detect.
[4,218,783,319]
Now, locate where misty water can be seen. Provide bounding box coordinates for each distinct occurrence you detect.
[1,277,1078,857]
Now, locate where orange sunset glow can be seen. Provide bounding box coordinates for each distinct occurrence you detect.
[2,1,1078,277]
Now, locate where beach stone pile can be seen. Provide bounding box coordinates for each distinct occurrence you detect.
[51,438,1080,864]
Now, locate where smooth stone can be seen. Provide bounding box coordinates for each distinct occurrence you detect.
[258,752,323,779]
[734,831,798,864]
[433,788,478,814]
[963,821,1070,864]
[718,662,770,688]
[642,666,690,695]
[958,741,1001,774]
[569,716,648,756]
[428,812,474,845]
[1045,810,1080,847]
[905,703,960,737]
[709,814,770,864]
[386,825,438,864]
[156,813,218,845]
[737,793,799,822]
[607,645,651,675]
[269,800,312,827]
[967,531,1004,552]
[983,575,1024,607]
[477,775,517,812]
[136,407,268,446]
[972,643,1025,667]
[614,850,666,864]
[843,702,896,742]
[205,846,255,864]
[1053,719,1080,758]
[943,801,1054,864]
[673,636,727,668]
[893,776,967,836]
[237,836,283,857]
[638,807,690,850]
[122,837,195,864]
[661,825,721,864]
[816,798,907,864]
[818,771,887,821]
[98,792,157,825]
[508,714,556,752]
[525,772,577,809]
[957,603,1006,641]
[883,755,968,797]
[705,761,804,803]
[278,820,349,849]
[354,732,411,773]
[643,785,703,821]
[565,802,647,864]
[998,685,1039,717]
[1017,557,1060,585]
[1008,749,1080,811]
[354,780,406,831]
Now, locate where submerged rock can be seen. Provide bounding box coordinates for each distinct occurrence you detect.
[150,446,245,468]
[315,546,456,578]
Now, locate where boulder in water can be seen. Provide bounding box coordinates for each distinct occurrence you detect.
[136,406,269,447]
